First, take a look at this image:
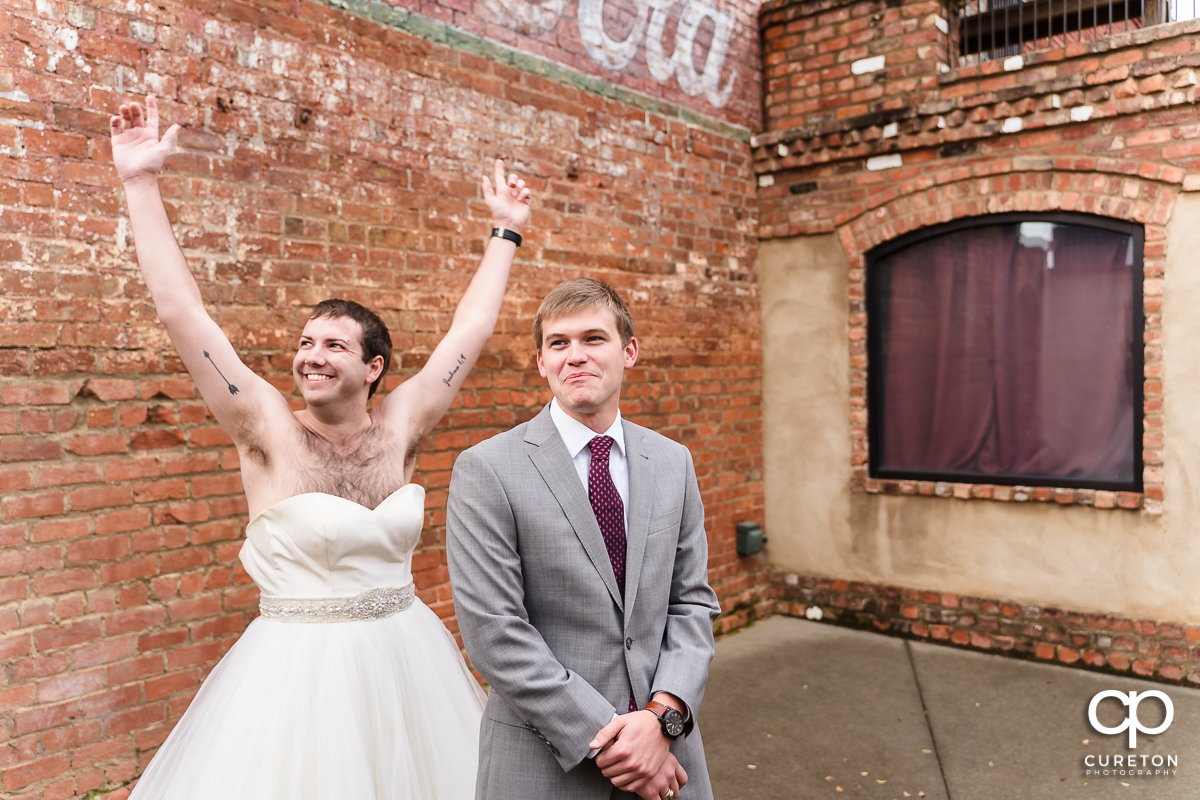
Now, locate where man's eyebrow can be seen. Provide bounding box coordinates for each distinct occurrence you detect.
[545,328,610,339]
[297,335,354,346]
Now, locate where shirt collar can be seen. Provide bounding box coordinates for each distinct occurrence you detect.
[549,398,625,460]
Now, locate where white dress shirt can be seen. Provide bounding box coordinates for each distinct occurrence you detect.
[549,398,629,533]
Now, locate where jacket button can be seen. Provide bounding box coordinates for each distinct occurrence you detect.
[625,637,633,650]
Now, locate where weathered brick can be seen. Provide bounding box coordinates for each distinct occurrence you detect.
[36,668,105,703]
[35,463,104,488]
[2,753,70,791]
[71,737,133,769]
[143,668,201,700]
[3,491,67,518]
[66,536,131,565]
[80,684,142,718]
[0,684,36,713]
[1,438,63,462]
[33,568,96,595]
[94,508,152,535]
[73,636,138,669]
[104,702,166,736]
[0,381,72,406]
[31,517,91,542]
[106,606,168,636]
[14,701,79,736]
[39,719,104,754]
[63,434,127,456]
[9,652,70,682]
[81,379,136,402]
[36,618,103,651]
[106,654,163,685]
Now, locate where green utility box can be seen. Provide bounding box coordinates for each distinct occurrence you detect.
[736,522,764,556]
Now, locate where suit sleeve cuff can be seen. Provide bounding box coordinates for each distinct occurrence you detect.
[587,712,621,759]
[651,689,695,735]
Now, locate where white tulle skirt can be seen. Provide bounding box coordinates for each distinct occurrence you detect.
[129,599,485,799]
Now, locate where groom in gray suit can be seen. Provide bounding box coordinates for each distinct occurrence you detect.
[447,279,720,799]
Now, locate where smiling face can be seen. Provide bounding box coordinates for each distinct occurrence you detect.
[292,315,385,411]
[536,304,638,429]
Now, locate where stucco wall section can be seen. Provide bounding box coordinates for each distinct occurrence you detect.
[761,195,1200,623]
[759,235,852,573]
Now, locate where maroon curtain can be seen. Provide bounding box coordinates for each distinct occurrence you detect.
[877,222,1135,484]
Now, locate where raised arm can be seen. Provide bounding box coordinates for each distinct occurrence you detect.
[111,96,287,444]
[380,158,531,440]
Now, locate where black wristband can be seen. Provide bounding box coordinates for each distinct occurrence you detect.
[491,227,522,247]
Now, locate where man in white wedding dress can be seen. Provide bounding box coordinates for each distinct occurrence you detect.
[447,279,721,800]
[110,95,531,799]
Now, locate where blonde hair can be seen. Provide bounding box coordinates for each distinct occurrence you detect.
[533,279,634,350]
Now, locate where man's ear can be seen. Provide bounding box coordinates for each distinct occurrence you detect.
[367,354,386,384]
[623,337,638,370]
[536,348,548,379]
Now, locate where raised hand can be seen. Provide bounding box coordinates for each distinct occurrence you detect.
[110,95,181,186]
[482,158,532,233]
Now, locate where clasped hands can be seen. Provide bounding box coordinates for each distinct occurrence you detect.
[589,697,688,800]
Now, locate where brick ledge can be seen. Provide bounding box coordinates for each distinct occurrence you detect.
[853,479,1148,513]
[726,570,1200,686]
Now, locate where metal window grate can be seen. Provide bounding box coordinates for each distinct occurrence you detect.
[950,0,1200,66]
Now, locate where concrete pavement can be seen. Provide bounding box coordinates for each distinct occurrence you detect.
[700,616,1200,800]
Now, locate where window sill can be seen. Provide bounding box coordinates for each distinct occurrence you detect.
[851,477,1156,513]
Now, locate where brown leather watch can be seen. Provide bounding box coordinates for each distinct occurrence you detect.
[644,700,684,740]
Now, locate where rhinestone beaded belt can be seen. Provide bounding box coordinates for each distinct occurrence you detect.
[258,584,415,623]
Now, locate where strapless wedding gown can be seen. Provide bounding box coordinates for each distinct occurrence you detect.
[130,484,485,799]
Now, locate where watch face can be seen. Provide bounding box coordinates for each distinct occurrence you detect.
[663,709,684,738]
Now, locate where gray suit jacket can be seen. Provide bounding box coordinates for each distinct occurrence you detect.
[447,405,720,799]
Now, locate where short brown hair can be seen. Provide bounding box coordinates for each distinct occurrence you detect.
[533,279,635,351]
[308,299,392,398]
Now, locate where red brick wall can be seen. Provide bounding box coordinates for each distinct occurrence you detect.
[0,1,763,796]
[761,0,948,133]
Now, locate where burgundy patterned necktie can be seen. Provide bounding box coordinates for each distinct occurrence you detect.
[588,435,626,598]
[587,435,636,712]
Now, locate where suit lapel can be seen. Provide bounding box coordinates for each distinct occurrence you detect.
[621,420,653,626]
[526,407,625,611]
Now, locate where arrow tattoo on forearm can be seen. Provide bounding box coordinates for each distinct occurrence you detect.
[203,351,239,395]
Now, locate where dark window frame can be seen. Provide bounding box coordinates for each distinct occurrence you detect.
[865,211,1145,493]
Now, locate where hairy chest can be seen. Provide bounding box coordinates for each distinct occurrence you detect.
[287,427,412,509]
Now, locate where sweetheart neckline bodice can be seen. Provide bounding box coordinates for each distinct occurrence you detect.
[240,484,427,599]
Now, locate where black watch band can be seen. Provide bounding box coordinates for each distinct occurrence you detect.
[491,227,522,247]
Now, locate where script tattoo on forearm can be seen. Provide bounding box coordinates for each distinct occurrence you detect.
[442,353,467,388]
[203,351,240,395]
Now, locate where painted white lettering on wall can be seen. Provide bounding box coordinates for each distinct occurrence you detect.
[489,0,739,108]
[483,0,568,37]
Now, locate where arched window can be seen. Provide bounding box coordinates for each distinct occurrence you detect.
[866,213,1144,491]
